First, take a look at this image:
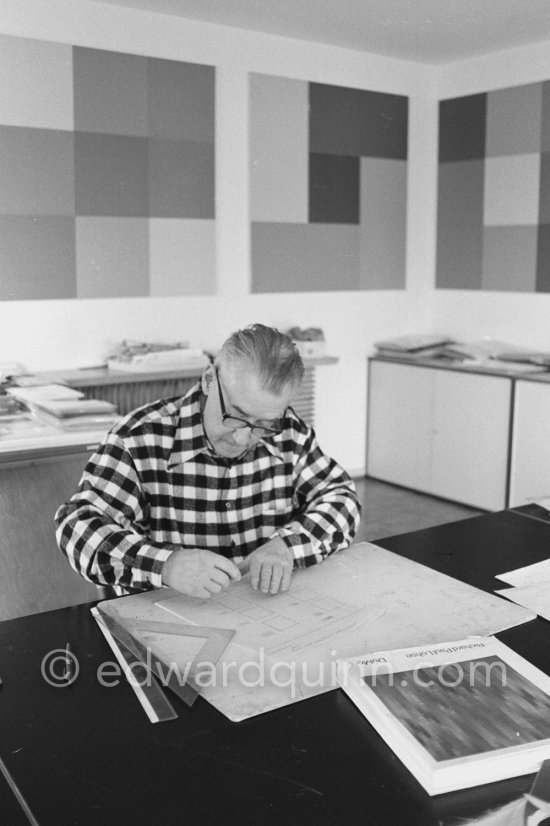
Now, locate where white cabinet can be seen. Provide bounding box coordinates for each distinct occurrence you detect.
[366,361,434,492]
[367,359,512,510]
[509,380,550,507]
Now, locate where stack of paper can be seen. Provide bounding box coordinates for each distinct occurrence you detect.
[26,399,121,432]
[438,340,549,372]
[374,333,454,361]
[495,348,550,367]
[496,555,550,622]
[107,339,210,373]
[7,383,84,403]
[108,348,209,372]
[441,339,520,361]
[7,384,120,432]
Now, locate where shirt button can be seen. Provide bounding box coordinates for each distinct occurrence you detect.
[225,501,232,509]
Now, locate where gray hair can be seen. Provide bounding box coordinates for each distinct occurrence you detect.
[217,324,304,394]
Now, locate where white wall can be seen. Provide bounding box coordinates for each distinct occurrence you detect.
[434,41,550,350]
[0,0,440,476]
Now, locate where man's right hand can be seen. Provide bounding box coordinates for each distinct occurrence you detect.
[161,549,241,598]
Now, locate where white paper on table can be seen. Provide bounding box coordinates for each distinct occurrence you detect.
[496,557,550,587]
[153,543,535,721]
[496,581,550,622]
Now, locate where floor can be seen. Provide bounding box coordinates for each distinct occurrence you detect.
[352,476,484,544]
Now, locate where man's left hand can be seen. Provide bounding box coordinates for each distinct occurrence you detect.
[248,537,294,594]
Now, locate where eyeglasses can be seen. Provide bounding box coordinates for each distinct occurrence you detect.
[214,368,284,438]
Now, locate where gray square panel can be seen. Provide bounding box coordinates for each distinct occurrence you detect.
[0,216,76,299]
[536,225,550,291]
[439,94,487,162]
[309,153,359,224]
[251,222,359,292]
[360,158,407,289]
[484,154,540,226]
[148,139,214,219]
[436,160,484,288]
[73,47,149,137]
[76,217,149,297]
[538,152,550,223]
[149,218,215,295]
[0,126,74,215]
[148,59,215,142]
[486,83,542,157]
[482,225,537,291]
[309,83,407,160]
[0,35,74,130]
[249,73,309,223]
[75,132,148,217]
[541,82,550,153]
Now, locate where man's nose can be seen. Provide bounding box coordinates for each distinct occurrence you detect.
[233,426,253,445]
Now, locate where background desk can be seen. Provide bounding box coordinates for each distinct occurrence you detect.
[1,509,549,825]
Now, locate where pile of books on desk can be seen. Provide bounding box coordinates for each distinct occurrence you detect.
[7,384,121,432]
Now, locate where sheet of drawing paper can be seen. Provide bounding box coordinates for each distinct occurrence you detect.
[150,542,535,720]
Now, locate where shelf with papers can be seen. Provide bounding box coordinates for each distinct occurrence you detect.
[0,356,338,465]
[371,351,549,379]
[32,357,339,421]
[0,412,106,467]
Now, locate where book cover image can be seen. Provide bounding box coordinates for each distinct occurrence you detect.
[338,637,550,795]
[364,654,550,762]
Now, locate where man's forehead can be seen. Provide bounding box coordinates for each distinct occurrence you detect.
[222,365,292,416]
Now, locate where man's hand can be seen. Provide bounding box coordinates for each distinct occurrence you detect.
[162,549,241,598]
[248,537,294,594]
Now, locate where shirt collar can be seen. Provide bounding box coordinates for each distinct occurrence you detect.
[167,384,209,467]
[167,383,284,467]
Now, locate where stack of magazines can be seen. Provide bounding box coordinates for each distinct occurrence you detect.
[7,384,120,432]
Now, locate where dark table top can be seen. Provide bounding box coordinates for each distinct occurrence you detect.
[1,508,549,826]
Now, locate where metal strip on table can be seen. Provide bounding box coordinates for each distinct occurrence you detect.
[91,607,178,723]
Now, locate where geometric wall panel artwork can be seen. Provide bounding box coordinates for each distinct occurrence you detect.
[250,74,408,292]
[437,82,550,291]
[0,35,215,300]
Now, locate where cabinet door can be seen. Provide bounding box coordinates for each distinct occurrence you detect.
[367,361,434,491]
[431,371,511,511]
[509,381,550,507]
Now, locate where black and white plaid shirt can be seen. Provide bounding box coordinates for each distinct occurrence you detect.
[55,383,361,593]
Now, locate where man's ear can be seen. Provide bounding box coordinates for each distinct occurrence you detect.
[201,365,215,395]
